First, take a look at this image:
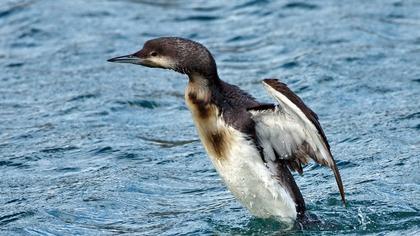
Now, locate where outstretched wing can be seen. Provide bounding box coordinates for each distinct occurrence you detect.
[248,79,346,204]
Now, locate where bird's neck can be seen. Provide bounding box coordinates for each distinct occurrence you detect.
[186,73,213,103]
[187,70,220,83]
[186,72,220,100]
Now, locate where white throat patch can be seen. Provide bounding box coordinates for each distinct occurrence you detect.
[147,56,176,69]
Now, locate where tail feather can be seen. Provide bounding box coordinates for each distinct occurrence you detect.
[331,161,346,205]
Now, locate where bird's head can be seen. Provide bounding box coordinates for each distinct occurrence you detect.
[108,37,218,78]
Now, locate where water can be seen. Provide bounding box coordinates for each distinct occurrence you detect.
[0,0,419,235]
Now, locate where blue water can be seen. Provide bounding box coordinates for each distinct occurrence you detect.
[1,0,419,235]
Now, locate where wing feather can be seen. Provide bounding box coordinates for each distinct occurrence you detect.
[249,79,346,205]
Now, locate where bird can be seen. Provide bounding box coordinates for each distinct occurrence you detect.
[107,37,345,223]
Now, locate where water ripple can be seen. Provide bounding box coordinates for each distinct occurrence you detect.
[137,136,198,148]
[282,2,319,10]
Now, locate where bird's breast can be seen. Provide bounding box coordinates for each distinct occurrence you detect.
[185,91,233,161]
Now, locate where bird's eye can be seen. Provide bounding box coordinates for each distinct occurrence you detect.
[150,52,158,57]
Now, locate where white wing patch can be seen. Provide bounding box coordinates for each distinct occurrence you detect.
[250,83,332,166]
[253,112,298,158]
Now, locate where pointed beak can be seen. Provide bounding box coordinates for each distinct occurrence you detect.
[107,54,143,64]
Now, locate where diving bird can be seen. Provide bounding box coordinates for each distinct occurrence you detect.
[108,37,345,223]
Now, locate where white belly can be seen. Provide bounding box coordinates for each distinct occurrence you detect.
[207,127,297,222]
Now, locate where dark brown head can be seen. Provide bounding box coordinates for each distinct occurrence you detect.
[108,37,218,78]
